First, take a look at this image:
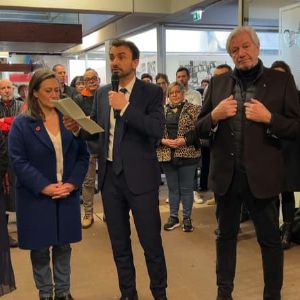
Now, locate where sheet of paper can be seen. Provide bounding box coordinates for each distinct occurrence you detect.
[76,118,104,134]
[52,98,104,134]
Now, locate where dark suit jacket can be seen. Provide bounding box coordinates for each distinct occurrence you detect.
[90,79,164,195]
[196,67,300,199]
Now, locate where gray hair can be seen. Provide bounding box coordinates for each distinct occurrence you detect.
[226,26,260,55]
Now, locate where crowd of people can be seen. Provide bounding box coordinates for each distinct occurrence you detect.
[1,25,300,300]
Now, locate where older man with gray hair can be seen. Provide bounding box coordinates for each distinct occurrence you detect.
[196,26,300,300]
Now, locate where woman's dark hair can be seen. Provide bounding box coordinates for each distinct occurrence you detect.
[70,76,85,88]
[25,68,58,120]
[271,60,291,74]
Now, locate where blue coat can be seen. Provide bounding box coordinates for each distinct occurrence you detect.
[8,113,89,250]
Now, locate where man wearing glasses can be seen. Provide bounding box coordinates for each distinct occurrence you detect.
[74,69,101,228]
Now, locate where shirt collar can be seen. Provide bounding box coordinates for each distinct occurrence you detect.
[119,77,136,96]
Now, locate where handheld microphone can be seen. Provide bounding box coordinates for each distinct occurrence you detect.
[111,73,120,118]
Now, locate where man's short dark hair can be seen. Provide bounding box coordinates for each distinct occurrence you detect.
[176,67,190,77]
[111,39,140,60]
[155,73,169,84]
[201,79,210,85]
[18,84,27,94]
[215,64,232,72]
[141,73,153,81]
[271,60,291,74]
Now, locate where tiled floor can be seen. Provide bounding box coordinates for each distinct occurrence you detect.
[5,185,300,300]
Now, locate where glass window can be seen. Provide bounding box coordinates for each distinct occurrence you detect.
[166,29,233,88]
[125,28,157,80]
[243,0,300,85]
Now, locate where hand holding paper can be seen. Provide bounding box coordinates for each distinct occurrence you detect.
[52,98,104,134]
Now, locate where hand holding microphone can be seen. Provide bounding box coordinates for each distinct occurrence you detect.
[110,73,128,118]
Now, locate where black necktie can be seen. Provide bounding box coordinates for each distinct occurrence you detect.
[112,88,127,175]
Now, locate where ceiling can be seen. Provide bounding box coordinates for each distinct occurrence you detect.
[2,0,294,55]
[0,0,235,55]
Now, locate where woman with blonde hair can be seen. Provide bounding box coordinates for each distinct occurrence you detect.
[157,82,201,232]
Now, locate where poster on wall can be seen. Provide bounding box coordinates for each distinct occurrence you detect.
[136,55,157,80]
[279,3,300,87]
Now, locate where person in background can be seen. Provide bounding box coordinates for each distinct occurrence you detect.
[271,60,300,250]
[70,76,85,94]
[155,73,170,188]
[198,79,210,97]
[196,26,300,300]
[74,69,101,229]
[52,64,78,99]
[155,73,169,105]
[141,73,153,83]
[0,78,23,248]
[157,82,200,232]
[63,39,168,300]
[17,84,28,102]
[0,131,16,297]
[176,67,201,106]
[176,67,203,203]
[8,69,89,300]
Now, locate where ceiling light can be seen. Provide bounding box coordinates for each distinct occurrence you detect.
[0,51,9,58]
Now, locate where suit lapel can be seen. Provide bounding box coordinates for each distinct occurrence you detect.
[225,76,236,132]
[128,79,142,107]
[254,73,268,106]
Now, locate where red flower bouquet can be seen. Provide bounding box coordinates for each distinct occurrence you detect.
[0,116,15,134]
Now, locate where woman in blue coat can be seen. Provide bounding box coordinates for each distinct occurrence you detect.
[8,69,89,300]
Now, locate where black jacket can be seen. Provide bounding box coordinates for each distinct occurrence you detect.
[196,67,300,198]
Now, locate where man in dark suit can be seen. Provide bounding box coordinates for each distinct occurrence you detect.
[64,40,167,300]
[196,26,300,300]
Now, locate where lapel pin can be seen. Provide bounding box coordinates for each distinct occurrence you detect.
[35,126,41,132]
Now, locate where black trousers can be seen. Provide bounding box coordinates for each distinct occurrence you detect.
[200,146,210,191]
[215,171,283,300]
[101,162,167,298]
[280,191,295,223]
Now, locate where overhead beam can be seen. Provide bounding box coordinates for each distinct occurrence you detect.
[0,0,133,13]
[0,22,82,43]
[0,0,204,14]
[0,63,32,72]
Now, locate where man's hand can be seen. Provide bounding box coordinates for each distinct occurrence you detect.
[211,95,237,125]
[63,116,80,132]
[244,99,271,124]
[108,91,128,111]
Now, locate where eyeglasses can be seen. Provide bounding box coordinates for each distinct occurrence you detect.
[84,76,98,83]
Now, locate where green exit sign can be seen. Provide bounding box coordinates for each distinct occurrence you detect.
[191,10,203,22]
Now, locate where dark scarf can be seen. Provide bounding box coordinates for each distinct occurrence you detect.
[235,59,263,91]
